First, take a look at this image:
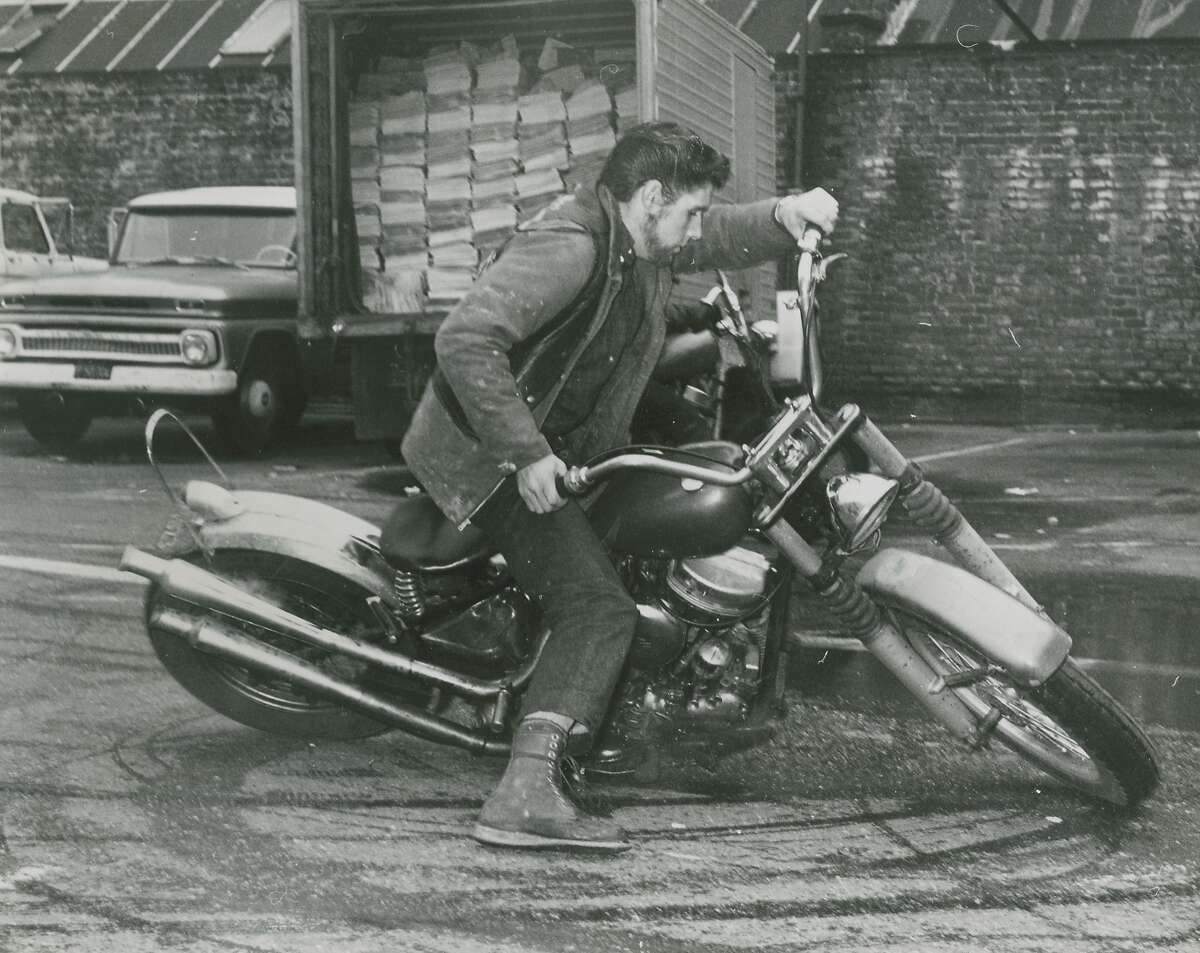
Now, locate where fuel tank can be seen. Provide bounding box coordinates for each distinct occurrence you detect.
[587,443,754,558]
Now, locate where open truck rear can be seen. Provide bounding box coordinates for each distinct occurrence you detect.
[289,0,779,442]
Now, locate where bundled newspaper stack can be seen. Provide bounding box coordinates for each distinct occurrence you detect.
[563,80,615,193]
[358,55,424,98]
[470,36,521,259]
[424,46,477,306]
[613,83,639,134]
[348,101,382,271]
[349,35,646,315]
[516,89,568,217]
[376,90,427,309]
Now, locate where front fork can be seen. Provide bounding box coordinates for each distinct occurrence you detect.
[762,409,1042,748]
[851,414,1042,614]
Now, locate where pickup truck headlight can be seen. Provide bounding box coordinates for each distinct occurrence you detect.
[0,326,16,358]
[180,329,217,366]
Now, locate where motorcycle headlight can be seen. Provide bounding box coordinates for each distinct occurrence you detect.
[0,326,17,358]
[827,473,899,553]
[180,329,217,366]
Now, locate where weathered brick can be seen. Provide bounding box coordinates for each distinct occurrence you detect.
[796,40,1200,424]
[0,70,291,257]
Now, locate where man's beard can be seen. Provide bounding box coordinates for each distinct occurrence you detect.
[639,210,676,263]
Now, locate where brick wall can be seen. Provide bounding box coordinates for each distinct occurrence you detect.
[0,71,292,258]
[798,40,1200,425]
[6,47,1200,426]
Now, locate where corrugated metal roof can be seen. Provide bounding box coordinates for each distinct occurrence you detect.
[13,0,118,72]
[62,0,167,71]
[113,0,213,70]
[0,10,58,55]
[6,0,1199,75]
[161,0,262,69]
[884,0,1200,44]
[742,0,803,52]
[219,0,285,55]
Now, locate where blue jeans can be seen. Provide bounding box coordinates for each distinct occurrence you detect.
[473,478,637,731]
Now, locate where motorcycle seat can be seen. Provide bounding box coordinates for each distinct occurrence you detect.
[379,495,491,572]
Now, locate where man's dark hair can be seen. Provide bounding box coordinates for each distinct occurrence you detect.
[599,121,731,202]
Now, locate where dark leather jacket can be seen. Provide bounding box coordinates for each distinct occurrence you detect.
[401,182,795,525]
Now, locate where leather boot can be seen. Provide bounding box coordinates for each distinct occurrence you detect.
[473,717,631,852]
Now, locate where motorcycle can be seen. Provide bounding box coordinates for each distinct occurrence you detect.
[121,228,1160,810]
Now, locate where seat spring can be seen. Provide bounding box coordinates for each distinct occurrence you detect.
[393,571,425,618]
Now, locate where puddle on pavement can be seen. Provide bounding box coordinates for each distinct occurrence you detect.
[791,570,1200,732]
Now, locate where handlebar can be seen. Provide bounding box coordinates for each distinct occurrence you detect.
[555,453,753,497]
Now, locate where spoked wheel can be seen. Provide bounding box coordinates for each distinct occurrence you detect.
[889,607,1161,809]
[146,549,423,740]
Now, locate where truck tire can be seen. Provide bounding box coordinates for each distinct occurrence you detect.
[211,359,302,456]
[17,393,93,452]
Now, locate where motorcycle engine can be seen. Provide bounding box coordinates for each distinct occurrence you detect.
[663,534,779,625]
[615,534,781,743]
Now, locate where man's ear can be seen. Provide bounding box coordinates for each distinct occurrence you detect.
[639,179,665,209]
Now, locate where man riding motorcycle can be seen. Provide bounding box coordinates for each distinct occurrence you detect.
[401,121,839,853]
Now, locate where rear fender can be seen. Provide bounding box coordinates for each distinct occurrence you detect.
[856,549,1071,686]
[179,480,394,604]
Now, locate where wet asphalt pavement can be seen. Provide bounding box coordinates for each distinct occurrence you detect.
[0,409,1198,951]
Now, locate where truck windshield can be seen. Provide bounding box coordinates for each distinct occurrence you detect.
[116,208,296,268]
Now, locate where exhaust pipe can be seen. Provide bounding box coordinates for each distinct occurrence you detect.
[120,546,539,700]
[153,608,509,755]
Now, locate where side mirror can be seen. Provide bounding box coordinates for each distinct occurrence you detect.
[107,207,128,260]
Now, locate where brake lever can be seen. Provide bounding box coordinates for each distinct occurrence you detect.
[816,252,848,283]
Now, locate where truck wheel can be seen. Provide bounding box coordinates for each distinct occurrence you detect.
[17,393,93,452]
[211,360,300,456]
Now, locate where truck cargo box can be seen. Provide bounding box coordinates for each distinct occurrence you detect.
[290,0,777,439]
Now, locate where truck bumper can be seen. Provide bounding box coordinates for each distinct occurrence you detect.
[0,362,237,395]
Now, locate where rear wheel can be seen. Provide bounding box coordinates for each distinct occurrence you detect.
[889,606,1161,809]
[17,393,93,451]
[146,549,418,740]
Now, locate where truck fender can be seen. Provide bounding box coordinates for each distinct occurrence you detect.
[180,481,395,604]
[856,548,1071,686]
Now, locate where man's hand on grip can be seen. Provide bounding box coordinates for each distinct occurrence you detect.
[775,187,840,240]
[517,454,568,514]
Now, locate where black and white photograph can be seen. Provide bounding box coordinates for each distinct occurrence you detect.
[0,0,1197,949]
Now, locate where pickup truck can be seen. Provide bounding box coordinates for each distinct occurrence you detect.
[1,187,107,284]
[0,186,304,454]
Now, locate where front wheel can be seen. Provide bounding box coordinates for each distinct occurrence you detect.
[891,607,1161,809]
[17,393,93,451]
[211,360,302,456]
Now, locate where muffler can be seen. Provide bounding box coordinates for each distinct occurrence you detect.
[120,546,538,699]
[152,608,508,755]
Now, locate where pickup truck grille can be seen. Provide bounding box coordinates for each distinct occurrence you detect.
[18,329,185,364]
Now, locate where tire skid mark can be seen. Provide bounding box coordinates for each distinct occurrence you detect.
[11,878,290,953]
[489,875,1200,925]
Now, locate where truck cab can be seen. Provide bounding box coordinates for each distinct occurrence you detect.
[0,186,303,454]
[0,187,107,284]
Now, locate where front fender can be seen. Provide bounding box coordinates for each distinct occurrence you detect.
[856,549,1071,686]
[181,481,394,604]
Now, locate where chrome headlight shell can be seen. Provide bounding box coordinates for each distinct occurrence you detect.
[827,473,899,553]
[0,325,17,359]
[180,329,217,366]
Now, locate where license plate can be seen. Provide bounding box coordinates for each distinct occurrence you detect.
[74,361,112,380]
